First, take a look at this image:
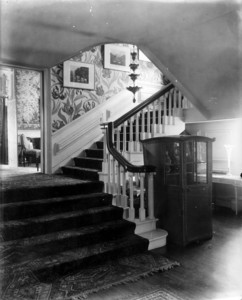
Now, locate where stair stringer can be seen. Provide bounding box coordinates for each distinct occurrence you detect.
[52,90,135,173]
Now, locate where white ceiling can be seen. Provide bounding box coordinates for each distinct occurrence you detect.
[1,0,242,120]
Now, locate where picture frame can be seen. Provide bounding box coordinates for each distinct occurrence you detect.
[104,44,131,72]
[63,61,95,90]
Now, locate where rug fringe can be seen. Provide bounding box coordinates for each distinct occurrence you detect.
[69,261,180,300]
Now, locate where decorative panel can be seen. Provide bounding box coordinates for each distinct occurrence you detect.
[15,69,41,130]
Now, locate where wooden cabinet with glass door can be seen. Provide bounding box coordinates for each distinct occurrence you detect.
[142,135,214,246]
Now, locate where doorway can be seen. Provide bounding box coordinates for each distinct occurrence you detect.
[0,66,42,173]
[16,68,41,173]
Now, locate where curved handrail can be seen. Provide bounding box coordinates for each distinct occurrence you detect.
[102,122,156,173]
[114,83,174,128]
[101,84,175,174]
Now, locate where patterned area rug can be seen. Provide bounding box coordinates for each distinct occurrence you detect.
[126,288,188,300]
[1,252,179,300]
[0,172,86,190]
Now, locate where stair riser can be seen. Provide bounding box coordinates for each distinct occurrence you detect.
[1,136,152,281]
[96,141,104,150]
[74,157,102,170]
[2,195,112,221]
[35,239,148,282]
[62,167,99,181]
[2,181,104,204]
[5,222,136,265]
[85,149,103,159]
[2,207,124,241]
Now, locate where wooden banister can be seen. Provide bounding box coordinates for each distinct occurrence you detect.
[114,83,174,127]
[100,82,184,222]
[101,83,175,174]
[101,122,156,173]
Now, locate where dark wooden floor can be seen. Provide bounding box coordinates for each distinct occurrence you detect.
[88,208,242,300]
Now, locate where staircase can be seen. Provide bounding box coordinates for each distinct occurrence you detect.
[61,84,188,250]
[0,173,149,282]
[53,85,188,252]
[62,141,104,181]
[62,139,168,250]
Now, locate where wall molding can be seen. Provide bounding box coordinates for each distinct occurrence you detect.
[52,89,135,172]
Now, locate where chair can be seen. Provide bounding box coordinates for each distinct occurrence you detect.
[20,134,41,171]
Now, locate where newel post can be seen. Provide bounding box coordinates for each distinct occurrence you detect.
[148,172,155,219]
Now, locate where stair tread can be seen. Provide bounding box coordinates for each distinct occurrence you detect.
[1,219,134,250]
[28,234,146,272]
[1,181,104,204]
[0,192,110,209]
[75,157,103,162]
[138,229,168,241]
[0,206,121,229]
[62,166,101,173]
[86,149,103,152]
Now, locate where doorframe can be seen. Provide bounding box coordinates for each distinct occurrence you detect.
[0,64,49,173]
[0,66,17,167]
[41,68,52,174]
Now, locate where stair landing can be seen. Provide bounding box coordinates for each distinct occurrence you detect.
[138,229,168,250]
[134,218,168,250]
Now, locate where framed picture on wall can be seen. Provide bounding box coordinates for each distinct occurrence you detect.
[104,44,130,72]
[63,61,95,90]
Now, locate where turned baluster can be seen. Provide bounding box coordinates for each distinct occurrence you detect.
[128,172,135,220]
[139,173,146,221]
[162,95,167,134]
[148,172,155,219]
[135,112,139,152]
[158,97,162,134]
[168,90,172,125]
[116,163,121,206]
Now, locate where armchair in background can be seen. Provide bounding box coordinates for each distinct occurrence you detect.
[20,134,41,171]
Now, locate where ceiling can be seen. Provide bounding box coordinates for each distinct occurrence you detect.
[1,0,241,120]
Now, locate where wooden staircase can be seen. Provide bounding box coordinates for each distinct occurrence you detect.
[62,140,168,250]
[61,83,190,251]
[0,174,149,282]
[62,141,104,180]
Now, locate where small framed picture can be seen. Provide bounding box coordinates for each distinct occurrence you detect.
[63,61,95,90]
[104,44,131,72]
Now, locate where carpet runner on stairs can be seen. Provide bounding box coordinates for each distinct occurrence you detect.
[62,140,103,181]
[0,169,149,283]
[61,139,168,251]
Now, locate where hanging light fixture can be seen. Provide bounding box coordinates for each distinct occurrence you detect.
[127,45,141,103]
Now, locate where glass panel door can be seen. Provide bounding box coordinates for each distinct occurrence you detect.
[197,141,207,183]
[185,140,196,184]
[165,142,180,185]
[185,140,207,185]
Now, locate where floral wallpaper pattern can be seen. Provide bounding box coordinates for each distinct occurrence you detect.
[15,69,40,130]
[51,45,163,133]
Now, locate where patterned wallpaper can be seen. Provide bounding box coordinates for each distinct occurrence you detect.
[15,69,40,130]
[51,44,164,133]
